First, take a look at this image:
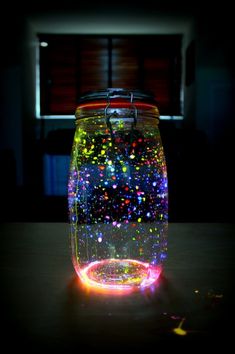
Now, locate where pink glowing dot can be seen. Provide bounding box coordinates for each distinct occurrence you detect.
[113,184,117,189]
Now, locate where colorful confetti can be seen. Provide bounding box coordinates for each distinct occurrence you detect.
[68,90,168,291]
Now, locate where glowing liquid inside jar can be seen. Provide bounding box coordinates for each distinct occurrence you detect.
[68,89,168,293]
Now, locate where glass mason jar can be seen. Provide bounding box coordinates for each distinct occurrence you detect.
[68,88,168,292]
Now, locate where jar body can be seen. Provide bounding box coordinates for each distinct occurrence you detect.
[68,92,168,291]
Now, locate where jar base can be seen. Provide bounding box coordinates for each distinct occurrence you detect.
[78,259,161,292]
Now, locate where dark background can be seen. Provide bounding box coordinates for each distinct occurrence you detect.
[0,2,234,223]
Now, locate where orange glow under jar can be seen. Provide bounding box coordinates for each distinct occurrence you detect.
[68,89,168,293]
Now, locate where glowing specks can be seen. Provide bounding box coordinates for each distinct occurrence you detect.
[69,117,168,291]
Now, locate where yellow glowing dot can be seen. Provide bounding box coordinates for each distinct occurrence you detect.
[83,148,87,153]
[130,154,135,159]
[150,228,153,233]
[122,166,127,172]
[173,328,187,336]
[101,150,105,155]
[138,217,142,222]
[194,289,199,293]
[135,166,140,170]
[173,318,187,336]
[108,160,112,165]
[136,186,139,190]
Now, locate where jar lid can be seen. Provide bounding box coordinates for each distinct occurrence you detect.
[78,88,157,105]
[75,88,160,120]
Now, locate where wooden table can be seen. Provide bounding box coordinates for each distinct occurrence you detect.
[0,223,234,352]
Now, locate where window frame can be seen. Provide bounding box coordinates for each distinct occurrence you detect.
[36,34,184,121]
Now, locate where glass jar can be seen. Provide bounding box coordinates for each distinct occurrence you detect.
[68,88,168,292]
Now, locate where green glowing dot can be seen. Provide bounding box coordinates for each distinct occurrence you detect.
[135,166,140,170]
[122,166,127,172]
[132,237,136,240]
